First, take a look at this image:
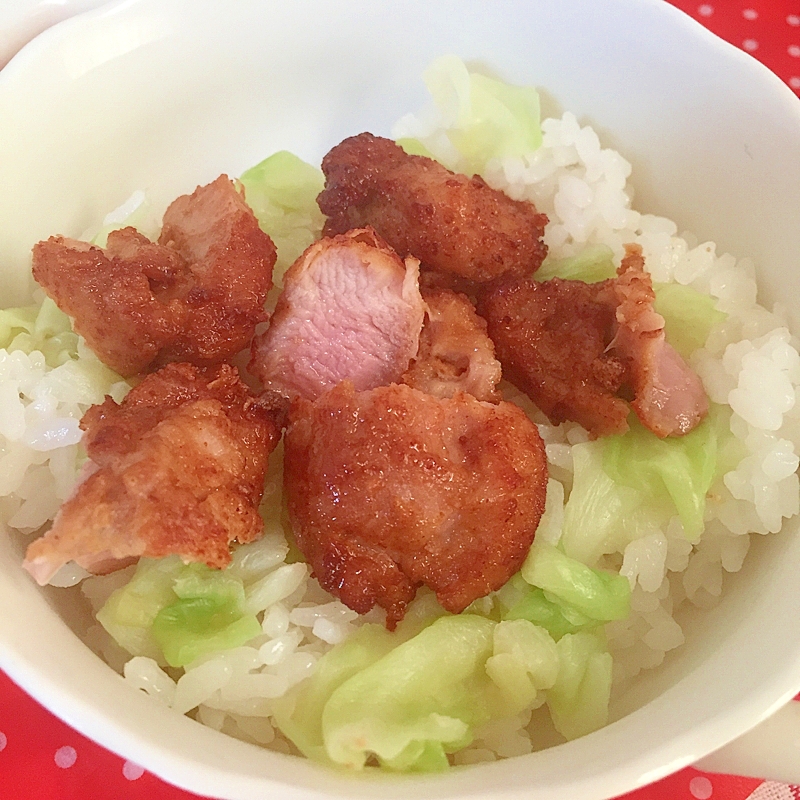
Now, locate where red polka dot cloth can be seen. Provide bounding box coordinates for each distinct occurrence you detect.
[668,0,800,95]
[2,2,800,800]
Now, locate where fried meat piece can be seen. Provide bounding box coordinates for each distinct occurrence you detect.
[479,245,708,437]
[609,246,709,436]
[480,274,631,437]
[32,176,276,377]
[249,227,425,400]
[23,363,282,585]
[402,287,502,402]
[285,382,548,628]
[318,133,548,284]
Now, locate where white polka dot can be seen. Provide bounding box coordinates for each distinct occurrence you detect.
[790,76,800,89]
[54,745,77,769]
[690,775,714,800]
[743,39,759,52]
[743,8,758,20]
[789,44,800,57]
[698,4,714,17]
[122,760,145,780]
[0,732,7,752]
[788,15,800,27]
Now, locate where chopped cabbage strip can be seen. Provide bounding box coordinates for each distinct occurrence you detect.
[395,54,542,176]
[546,631,613,740]
[99,557,260,668]
[603,409,728,541]
[535,244,616,283]
[239,150,325,284]
[521,542,631,624]
[653,282,727,357]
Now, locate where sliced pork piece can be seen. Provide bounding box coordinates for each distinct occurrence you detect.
[23,363,282,585]
[318,133,548,284]
[479,244,708,438]
[32,176,276,377]
[402,287,502,402]
[284,382,548,628]
[249,227,425,400]
[609,245,709,436]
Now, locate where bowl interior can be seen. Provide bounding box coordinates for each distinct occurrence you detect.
[1,1,800,798]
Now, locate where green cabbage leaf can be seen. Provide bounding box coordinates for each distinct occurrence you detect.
[276,614,564,771]
[519,541,630,626]
[98,557,260,668]
[546,631,613,740]
[653,282,727,357]
[602,409,728,541]
[397,54,542,176]
[535,244,616,283]
[0,297,78,366]
[239,150,325,284]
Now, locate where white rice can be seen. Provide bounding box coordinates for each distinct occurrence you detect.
[469,111,800,697]
[1,104,798,762]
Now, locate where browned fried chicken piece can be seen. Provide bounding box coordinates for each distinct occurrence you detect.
[32,176,276,377]
[23,363,282,585]
[609,246,709,436]
[479,272,631,437]
[317,133,548,284]
[284,382,548,628]
[402,287,502,402]
[249,227,424,401]
[479,245,708,438]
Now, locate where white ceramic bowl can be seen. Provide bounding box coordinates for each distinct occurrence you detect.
[1,1,800,798]
[0,0,111,68]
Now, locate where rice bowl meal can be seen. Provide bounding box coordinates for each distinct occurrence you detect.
[2,1,800,797]
[1,48,798,774]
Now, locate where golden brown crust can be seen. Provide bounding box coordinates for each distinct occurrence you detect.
[31,176,276,377]
[23,363,282,585]
[284,382,548,628]
[318,133,548,284]
[478,244,709,438]
[479,276,632,437]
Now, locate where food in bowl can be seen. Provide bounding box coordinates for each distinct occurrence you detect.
[2,54,799,772]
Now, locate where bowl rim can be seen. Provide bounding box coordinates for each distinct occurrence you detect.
[1,1,800,799]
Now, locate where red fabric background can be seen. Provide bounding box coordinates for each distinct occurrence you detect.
[668,0,800,96]
[1,2,799,799]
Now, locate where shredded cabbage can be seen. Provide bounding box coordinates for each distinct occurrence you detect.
[653,282,727,357]
[485,619,559,716]
[603,408,728,541]
[275,614,566,771]
[239,151,326,284]
[396,54,542,176]
[98,557,260,668]
[0,297,79,367]
[546,631,612,740]
[535,244,616,283]
[520,541,630,624]
[559,440,655,566]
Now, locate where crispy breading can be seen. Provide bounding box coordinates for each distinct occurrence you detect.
[402,287,502,402]
[32,176,276,377]
[479,274,631,437]
[317,133,548,284]
[23,363,282,585]
[284,382,548,628]
[479,244,708,438]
